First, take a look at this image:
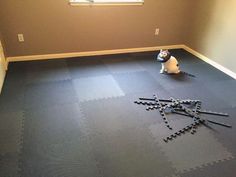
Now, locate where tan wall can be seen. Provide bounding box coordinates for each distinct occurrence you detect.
[185,0,236,73]
[0,0,191,57]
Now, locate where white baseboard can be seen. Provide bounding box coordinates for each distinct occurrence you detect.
[7,44,184,62]
[183,45,236,80]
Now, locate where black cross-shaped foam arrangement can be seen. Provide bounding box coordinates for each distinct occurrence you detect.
[134,94,232,143]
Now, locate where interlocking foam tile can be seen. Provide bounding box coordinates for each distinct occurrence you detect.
[81,96,155,131]
[80,96,177,177]
[134,55,160,73]
[0,111,24,154]
[166,49,232,82]
[167,83,231,110]
[0,63,26,113]
[25,59,71,84]
[66,56,110,79]
[201,107,236,155]
[24,80,78,109]
[153,73,200,91]
[167,175,182,177]
[149,118,234,173]
[183,62,233,82]
[112,71,163,94]
[131,88,172,100]
[204,80,236,108]
[82,92,189,132]
[73,75,125,102]
[181,157,236,177]
[170,49,206,66]
[6,62,27,85]
[0,84,25,113]
[102,55,145,74]
[130,51,157,61]
[0,111,24,177]
[21,103,100,177]
[0,153,20,177]
[89,128,176,177]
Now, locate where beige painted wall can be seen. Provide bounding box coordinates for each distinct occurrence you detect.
[2,0,235,74]
[185,0,236,73]
[0,0,191,57]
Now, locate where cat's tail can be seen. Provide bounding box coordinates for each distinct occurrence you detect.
[180,71,196,77]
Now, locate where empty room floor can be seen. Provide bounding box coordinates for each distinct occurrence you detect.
[0,49,236,177]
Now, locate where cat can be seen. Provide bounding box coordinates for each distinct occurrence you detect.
[157,49,180,74]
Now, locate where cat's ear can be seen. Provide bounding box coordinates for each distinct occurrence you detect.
[160,49,163,52]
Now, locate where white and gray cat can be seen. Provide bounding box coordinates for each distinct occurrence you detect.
[157,49,180,74]
[157,49,195,77]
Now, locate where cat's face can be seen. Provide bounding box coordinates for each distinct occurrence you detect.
[159,50,170,58]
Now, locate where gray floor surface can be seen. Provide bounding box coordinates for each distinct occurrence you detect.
[0,49,235,177]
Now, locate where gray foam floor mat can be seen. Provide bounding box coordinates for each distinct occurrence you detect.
[205,79,236,108]
[170,49,206,66]
[0,84,25,113]
[80,95,164,132]
[0,111,24,177]
[25,59,71,84]
[183,62,233,82]
[66,56,110,79]
[89,127,176,177]
[21,103,100,177]
[102,55,145,74]
[130,51,157,61]
[73,75,125,102]
[24,80,78,109]
[202,107,236,155]
[154,73,201,90]
[5,62,27,85]
[181,158,236,177]
[1,49,236,177]
[113,71,163,94]
[0,152,20,177]
[81,96,177,177]
[167,83,232,110]
[135,54,161,73]
[149,118,233,173]
[0,64,26,113]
